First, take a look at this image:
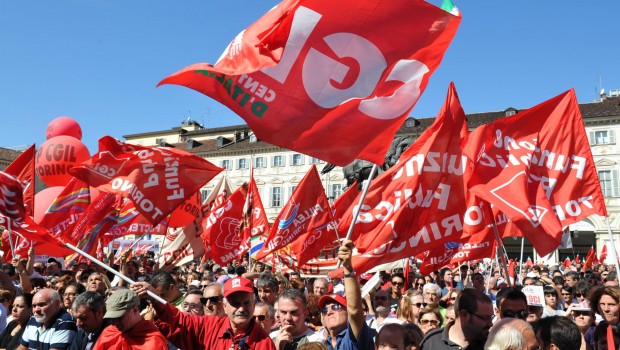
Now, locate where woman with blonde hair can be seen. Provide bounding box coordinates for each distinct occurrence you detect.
[398,289,424,324]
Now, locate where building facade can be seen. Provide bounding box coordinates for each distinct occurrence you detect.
[123,94,620,264]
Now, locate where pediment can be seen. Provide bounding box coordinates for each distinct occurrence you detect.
[596,158,617,167]
[290,176,301,183]
[271,178,284,184]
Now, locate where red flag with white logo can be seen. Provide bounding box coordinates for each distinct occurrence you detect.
[70,136,223,226]
[256,165,333,265]
[463,89,607,257]
[4,145,36,217]
[158,0,461,166]
[240,171,269,245]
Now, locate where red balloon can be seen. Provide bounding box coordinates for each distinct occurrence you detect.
[169,192,202,228]
[33,186,64,223]
[46,116,82,140]
[36,136,90,187]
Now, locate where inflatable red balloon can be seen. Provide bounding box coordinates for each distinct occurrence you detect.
[169,192,202,228]
[46,116,82,140]
[33,186,64,223]
[36,136,90,187]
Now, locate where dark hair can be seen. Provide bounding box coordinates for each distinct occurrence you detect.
[151,270,176,289]
[543,285,558,298]
[257,273,279,291]
[533,316,581,350]
[564,271,579,281]
[593,322,620,349]
[495,287,527,311]
[15,293,33,308]
[560,285,573,296]
[454,288,491,314]
[72,291,105,313]
[391,273,405,282]
[277,288,307,307]
[235,266,247,276]
[552,276,564,286]
[1,264,15,277]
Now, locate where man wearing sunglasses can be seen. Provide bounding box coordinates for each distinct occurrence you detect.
[202,282,226,317]
[495,288,528,321]
[132,276,276,350]
[318,240,374,350]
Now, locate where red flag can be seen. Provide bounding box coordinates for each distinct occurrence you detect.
[158,0,461,166]
[601,244,608,264]
[332,181,358,236]
[463,89,607,257]
[70,136,223,226]
[240,171,269,242]
[526,257,534,267]
[583,247,595,272]
[256,165,334,267]
[334,83,470,274]
[575,254,581,264]
[563,257,571,267]
[508,259,516,283]
[4,145,36,217]
[104,198,168,244]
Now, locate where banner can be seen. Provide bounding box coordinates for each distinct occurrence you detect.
[4,145,36,217]
[159,0,461,166]
[159,220,205,269]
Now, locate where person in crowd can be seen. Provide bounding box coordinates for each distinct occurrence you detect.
[543,285,563,317]
[413,276,425,292]
[18,288,77,350]
[132,275,275,350]
[570,304,595,344]
[533,316,582,350]
[420,288,493,350]
[330,276,344,297]
[389,274,405,312]
[181,290,205,316]
[587,286,620,348]
[254,302,276,335]
[373,290,392,313]
[151,271,184,308]
[70,291,110,350]
[397,290,423,324]
[484,317,537,350]
[417,307,442,335]
[319,240,373,350]
[422,284,441,306]
[560,286,575,310]
[305,294,322,331]
[257,274,280,305]
[564,271,580,288]
[93,289,167,349]
[444,305,456,324]
[592,322,620,350]
[202,282,225,316]
[276,275,292,291]
[402,323,423,350]
[86,273,110,297]
[495,287,528,321]
[272,289,314,350]
[438,268,460,298]
[0,294,32,350]
[375,323,408,350]
[62,283,86,315]
[573,282,589,305]
[604,271,619,287]
[313,278,329,297]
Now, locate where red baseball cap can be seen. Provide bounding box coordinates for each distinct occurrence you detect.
[224,277,254,297]
[318,294,347,309]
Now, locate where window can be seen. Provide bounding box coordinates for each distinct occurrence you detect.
[599,170,619,197]
[255,157,266,168]
[590,130,616,145]
[249,134,258,143]
[330,184,343,200]
[273,155,284,167]
[155,138,166,145]
[310,157,325,164]
[405,119,416,127]
[221,160,231,170]
[201,189,212,201]
[290,185,298,198]
[238,158,248,169]
[271,187,283,207]
[292,154,304,166]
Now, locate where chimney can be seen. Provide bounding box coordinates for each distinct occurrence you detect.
[601,89,607,101]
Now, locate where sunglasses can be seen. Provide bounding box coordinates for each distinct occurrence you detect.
[420,319,439,325]
[501,310,528,320]
[391,281,404,286]
[573,310,591,317]
[321,303,345,315]
[414,302,428,308]
[254,315,267,321]
[200,284,210,288]
[201,296,223,304]
[575,293,585,298]
[561,293,571,296]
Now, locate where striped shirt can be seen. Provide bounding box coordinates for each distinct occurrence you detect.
[20,309,77,350]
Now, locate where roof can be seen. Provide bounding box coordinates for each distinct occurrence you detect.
[0,147,21,164]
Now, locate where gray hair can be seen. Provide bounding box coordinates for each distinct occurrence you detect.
[256,302,275,318]
[72,291,106,313]
[257,273,279,291]
[484,318,530,350]
[422,283,442,297]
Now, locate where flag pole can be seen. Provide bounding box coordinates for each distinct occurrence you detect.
[485,205,512,287]
[336,164,379,268]
[6,219,15,258]
[113,226,157,264]
[605,216,620,275]
[64,242,167,304]
[518,237,525,286]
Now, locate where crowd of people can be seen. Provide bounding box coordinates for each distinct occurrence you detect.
[0,241,619,350]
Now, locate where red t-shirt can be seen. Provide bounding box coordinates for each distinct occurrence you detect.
[93,319,168,350]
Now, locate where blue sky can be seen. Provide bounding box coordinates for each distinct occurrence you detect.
[1,1,618,154]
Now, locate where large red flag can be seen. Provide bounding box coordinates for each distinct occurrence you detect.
[333,83,470,275]
[332,181,358,236]
[4,145,36,217]
[70,136,223,226]
[463,89,607,257]
[240,172,269,245]
[583,247,595,272]
[256,165,333,265]
[158,0,461,166]
[601,244,608,264]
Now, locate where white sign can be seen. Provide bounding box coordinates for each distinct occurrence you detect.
[108,239,159,252]
[522,285,545,307]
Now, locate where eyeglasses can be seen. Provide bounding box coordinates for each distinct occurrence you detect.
[420,319,439,326]
[501,310,528,320]
[201,296,222,305]
[561,293,571,296]
[391,281,404,286]
[254,315,267,321]
[575,293,585,298]
[414,302,428,308]
[321,303,345,315]
[200,284,209,289]
[182,302,203,311]
[450,297,457,301]
[573,310,591,317]
[469,311,494,322]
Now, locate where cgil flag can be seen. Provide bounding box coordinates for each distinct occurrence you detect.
[158,0,461,166]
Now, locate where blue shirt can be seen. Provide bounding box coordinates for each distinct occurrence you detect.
[325,322,374,350]
[20,309,77,350]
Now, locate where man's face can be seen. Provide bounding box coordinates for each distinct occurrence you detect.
[46,263,60,276]
[87,274,106,294]
[32,291,61,325]
[321,302,347,332]
[258,286,278,305]
[278,298,309,337]
[374,291,391,308]
[313,280,328,296]
[74,305,104,333]
[472,275,485,291]
[462,302,494,341]
[289,273,301,282]
[112,307,137,333]
[203,286,224,316]
[498,299,528,320]
[526,305,543,323]
[182,294,205,316]
[565,276,577,287]
[253,304,274,334]
[424,290,438,304]
[443,270,453,282]
[224,292,255,330]
[390,277,404,294]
